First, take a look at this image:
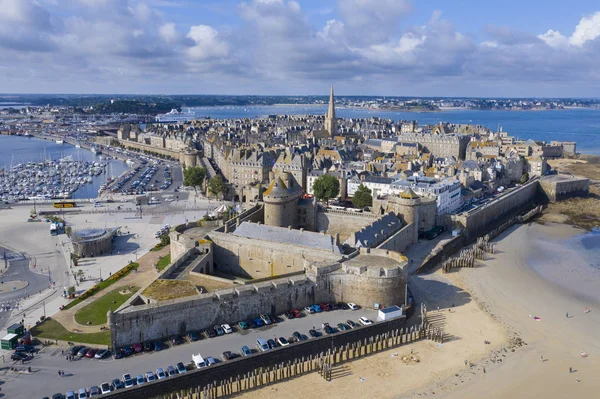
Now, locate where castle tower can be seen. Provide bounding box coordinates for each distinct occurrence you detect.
[324,85,337,136]
[263,172,303,228]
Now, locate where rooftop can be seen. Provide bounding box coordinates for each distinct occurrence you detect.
[233,222,341,253]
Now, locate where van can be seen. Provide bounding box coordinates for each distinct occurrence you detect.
[256,338,270,352]
[192,353,206,368]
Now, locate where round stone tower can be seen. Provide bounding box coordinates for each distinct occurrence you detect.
[263,172,303,228]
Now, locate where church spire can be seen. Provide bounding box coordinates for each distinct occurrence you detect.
[325,84,337,136]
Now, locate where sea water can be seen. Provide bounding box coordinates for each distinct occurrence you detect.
[0,135,129,199]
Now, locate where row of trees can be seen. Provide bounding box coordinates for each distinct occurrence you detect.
[183,166,227,197]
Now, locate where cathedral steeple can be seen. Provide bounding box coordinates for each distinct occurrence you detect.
[325,84,337,136]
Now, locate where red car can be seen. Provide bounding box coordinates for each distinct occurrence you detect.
[133,343,143,353]
[291,309,302,318]
[85,348,97,358]
[319,303,330,312]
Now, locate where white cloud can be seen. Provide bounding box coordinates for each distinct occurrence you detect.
[569,11,600,46]
[537,29,569,48]
[186,25,229,60]
[159,23,178,43]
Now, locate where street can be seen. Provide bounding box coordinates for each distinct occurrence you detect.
[2,308,378,398]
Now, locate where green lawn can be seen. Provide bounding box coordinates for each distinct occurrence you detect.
[30,318,110,346]
[156,254,171,271]
[74,286,139,326]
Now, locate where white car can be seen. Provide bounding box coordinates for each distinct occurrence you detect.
[193,353,206,368]
[359,316,373,326]
[304,306,315,314]
[100,382,112,394]
[221,323,233,334]
[156,368,168,379]
[348,303,359,310]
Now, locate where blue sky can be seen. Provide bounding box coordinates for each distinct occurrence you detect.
[0,0,599,96]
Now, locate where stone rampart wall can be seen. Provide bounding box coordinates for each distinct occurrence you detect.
[377,223,416,253]
[539,176,590,202]
[316,210,378,235]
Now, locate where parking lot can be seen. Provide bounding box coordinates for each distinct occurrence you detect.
[3,307,379,398]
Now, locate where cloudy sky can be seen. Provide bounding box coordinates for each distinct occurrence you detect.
[1,0,599,96]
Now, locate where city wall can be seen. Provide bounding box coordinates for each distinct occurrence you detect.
[207,230,339,279]
[539,175,590,202]
[451,179,541,243]
[377,223,417,253]
[316,209,378,235]
[120,139,181,159]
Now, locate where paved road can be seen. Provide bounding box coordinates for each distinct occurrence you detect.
[0,248,50,331]
[3,308,378,398]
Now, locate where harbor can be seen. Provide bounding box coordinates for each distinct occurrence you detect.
[0,135,129,200]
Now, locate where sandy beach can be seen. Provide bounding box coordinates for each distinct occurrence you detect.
[240,221,600,399]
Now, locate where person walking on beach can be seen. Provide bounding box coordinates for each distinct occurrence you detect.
[566,312,569,318]
[540,356,543,362]
[569,367,572,373]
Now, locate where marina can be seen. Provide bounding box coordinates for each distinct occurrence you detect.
[0,135,129,200]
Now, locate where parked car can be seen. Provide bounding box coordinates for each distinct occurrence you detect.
[156,368,168,379]
[65,391,76,399]
[337,302,350,310]
[171,335,183,345]
[206,357,217,366]
[221,324,233,334]
[293,331,305,341]
[238,321,249,330]
[111,379,124,390]
[52,394,65,399]
[69,346,83,356]
[260,314,272,325]
[77,388,89,399]
[188,331,200,341]
[304,306,315,314]
[123,376,135,388]
[319,303,330,312]
[143,341,154,351]
[309,329,320,338]
[15,344,38,353]
[311,304,322,313]
[176,362,187,374]
[240,345,252,357]
[277,337,290,346]
[323,323,335,334]
[77,347,90,357]
[359,316,373,326]
[214,325,225,336]
[346,320,358,329]
[205,329,217,338]
[121,346,133,357]
[136,374,146,386]
[100,382,112,394]
[132,343,143,353]
[253,318,265,327]
[95,349,110,359]
[291,309,302,318]
[267,338,279,349]
[347,303,359,311]
[284,311,295,319]
[337,322,351,331]
[85,349,97,358]
[89,386,101,396]
[222,351,237,361]
[167,365,178,377]
[153,341,164,351]
[11,352,28,361]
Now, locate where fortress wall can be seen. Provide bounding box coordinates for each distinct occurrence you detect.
[327,271,406,309]
[316,210,378,237]
[120,139,181,159]
[207,232,339,279]
[539,176,590,202]
[110,275,335,347]
[377,223,417,253]
[452,179,540,242]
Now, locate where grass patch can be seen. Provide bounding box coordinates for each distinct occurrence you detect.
[142,279,198,301]
[63,262,139,311]
[74,286,139,326]
[156,254,171,271]
[30,318,110,346]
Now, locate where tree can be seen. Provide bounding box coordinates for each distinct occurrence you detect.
[183,166,207,195]
[352,184,372,209]
[312,174,340,203]
[208,175,227,199]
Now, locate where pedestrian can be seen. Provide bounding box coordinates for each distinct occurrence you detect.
[566,312,569,318]
[58,370,61,378]
[540,355,543,362]
[483,367,486,374]
[61,349,64,355]
[437,306,440,312]
[569,367,572,373]
[576,378,580,383]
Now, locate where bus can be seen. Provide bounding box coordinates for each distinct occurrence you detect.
[53,201,76,209]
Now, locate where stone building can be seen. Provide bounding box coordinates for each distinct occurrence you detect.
[263,173,303,229]
[373,189,437,240]
[397,132,470,160]
[273,151,308,191]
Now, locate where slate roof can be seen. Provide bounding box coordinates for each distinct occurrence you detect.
[345,213,403,248]
[233,222,341,253]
